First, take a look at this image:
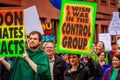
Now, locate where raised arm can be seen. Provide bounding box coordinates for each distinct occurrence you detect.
[22,53,37,73]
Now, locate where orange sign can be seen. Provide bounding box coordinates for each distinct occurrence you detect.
[57,0,97,55]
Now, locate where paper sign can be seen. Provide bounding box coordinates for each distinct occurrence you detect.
[24,5,44,35]
[109,12,120,35]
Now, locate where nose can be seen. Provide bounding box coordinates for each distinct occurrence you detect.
[70,58,74,61]
[30,39,34,43]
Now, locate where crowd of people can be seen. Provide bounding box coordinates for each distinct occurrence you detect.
[0,31,120,80]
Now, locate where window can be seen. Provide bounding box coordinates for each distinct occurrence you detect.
[110,0,117,6]
[93,0,98,2]
[87,0,98,2]
[101,25,107,33]
[51,19,59,43]
[111,35,116,41]
[100,0,107,5]
[94,24,98,43]
[101,0,107,3]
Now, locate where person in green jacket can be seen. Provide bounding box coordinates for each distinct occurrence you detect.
[0,31,51,80]
[90,41,108,63]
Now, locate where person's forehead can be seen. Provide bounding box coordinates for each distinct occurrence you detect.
[113,57,120,60]
[46,43,54,47]
[30,34,39,37]
[97,42,103,45]
[100,52,105,55]
[69,54,77,57]
[112,44,117,46]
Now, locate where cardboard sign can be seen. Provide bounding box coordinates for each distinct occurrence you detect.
[56,0,97,55]
[0,9,25,57]
[42,23,55,42]
[24,6,44,35]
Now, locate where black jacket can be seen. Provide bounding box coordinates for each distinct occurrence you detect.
[0,57,15,80]
[0,63,9,80]
[64,63,89,80]
[108,51,113,66]
[0,63,2,80]
[53,55,66,80]
[86,59,103,80]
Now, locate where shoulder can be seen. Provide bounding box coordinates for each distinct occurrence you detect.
[54,55,66,66]
[79,62,87,71]
[54,55,66,67]
[36,48,48,56]
[78,63,89,76]
[38,48,48,58]
[34,48,48,58]
[54,55,65,62]
[104,67,112,73]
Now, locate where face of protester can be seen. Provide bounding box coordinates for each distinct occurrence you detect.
[99,52,106,61]
[96,41,104,52]
[44,43,55,57]
[112,44,118,50]
[112,56,120,69]
[69,54,80,66]
[29,34,41,50]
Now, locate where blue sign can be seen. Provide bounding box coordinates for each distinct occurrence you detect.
[42,34,55,42]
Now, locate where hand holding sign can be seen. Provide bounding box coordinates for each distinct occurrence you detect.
[0,57,4,63]
[22,53,29,61]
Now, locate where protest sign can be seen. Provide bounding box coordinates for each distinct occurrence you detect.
[0,9,25,57]
[42,23,55,42]
[24,5,44,35]
[109,12,120,35]
[56,0,97,55]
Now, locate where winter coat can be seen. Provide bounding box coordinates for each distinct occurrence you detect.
[102,67,120,80]
[64,63,89,80]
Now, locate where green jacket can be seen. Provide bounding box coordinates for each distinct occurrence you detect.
[10,48,51,80]
[91,51,108,63]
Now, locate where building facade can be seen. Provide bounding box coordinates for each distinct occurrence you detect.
[0,0,118,43]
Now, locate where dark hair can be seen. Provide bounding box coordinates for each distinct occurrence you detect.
[29,31,42,41]
[68,54,81,60]
[113,53,120,60]
[98,51,106,58]
[111,41,117,45]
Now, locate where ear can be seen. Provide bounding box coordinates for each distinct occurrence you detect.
[39,42,42,46]
[39,41,41,44]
